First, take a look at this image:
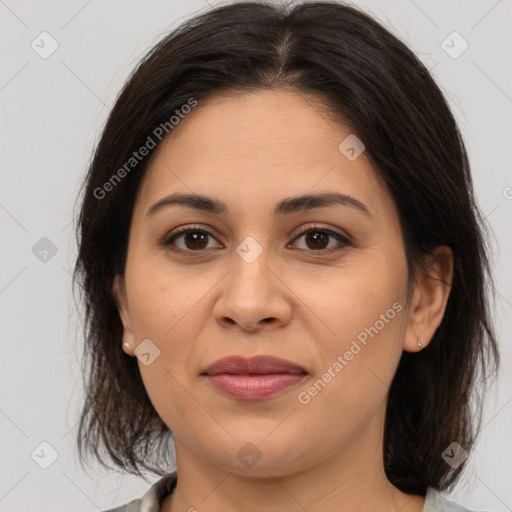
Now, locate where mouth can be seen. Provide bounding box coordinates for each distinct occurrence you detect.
[202,354,307,376]
[201,355,308,401]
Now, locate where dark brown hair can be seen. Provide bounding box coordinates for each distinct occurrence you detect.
[73,0,499,495]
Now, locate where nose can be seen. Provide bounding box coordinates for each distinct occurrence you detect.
[213,250,292,332]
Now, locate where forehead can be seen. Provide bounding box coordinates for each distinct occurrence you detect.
[152,89,350,165]
[136,89,393,219]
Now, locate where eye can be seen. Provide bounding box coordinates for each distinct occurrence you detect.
[162,224,351,253]
[162,225,222,251]
[290,225,351,252]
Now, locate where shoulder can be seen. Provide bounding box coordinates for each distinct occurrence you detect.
[101,471,178,512]
[101,498,141,512]
[424,487,491,512]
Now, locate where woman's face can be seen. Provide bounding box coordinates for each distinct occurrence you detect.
[114,89,420,477]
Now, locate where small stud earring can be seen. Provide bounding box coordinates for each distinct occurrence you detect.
[123,342,130,349]
[417,337,422,348]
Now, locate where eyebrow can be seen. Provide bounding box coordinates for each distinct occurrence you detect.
[146,192,371,218]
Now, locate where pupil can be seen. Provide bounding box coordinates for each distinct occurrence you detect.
[307,231,328,250]
[185,232,207,250]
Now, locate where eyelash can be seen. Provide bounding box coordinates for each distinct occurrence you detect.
[161,223,352,254]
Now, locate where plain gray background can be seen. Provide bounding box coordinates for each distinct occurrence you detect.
[1,0,511,510]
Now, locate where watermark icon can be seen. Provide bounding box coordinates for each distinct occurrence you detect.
[237,442,263,468]
[93,98,198,200]
[31,441,59,469]
[31,31,59,59]
[134,338,161,366]
[298,301,403,405]
[32,237,58,263]
[338,134,365,161]
[441,442,468,469]
[441,31,469,59]
[236,236,263,263]
[503,186,512,200]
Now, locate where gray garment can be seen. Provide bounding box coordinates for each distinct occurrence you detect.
[103,471,488,512]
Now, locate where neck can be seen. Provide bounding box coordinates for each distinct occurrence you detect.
[161,405,425,512]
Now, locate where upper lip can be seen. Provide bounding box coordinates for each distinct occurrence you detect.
[202,355,308,376]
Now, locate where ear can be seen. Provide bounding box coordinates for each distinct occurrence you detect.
[403,245,453,352]
[112,274,136,356]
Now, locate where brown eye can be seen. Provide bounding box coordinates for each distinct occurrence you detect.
[164,228,222,251]
[182,231,209,250]
[304,231,330,250]
[292,227,351,252]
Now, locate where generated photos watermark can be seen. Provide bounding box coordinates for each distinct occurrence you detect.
[93,97,198,200]
[297,301,403,405]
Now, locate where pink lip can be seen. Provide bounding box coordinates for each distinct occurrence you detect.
[202,355,308,401]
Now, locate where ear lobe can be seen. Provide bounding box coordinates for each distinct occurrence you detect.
[112,274,136,354]
[403,246,454,352]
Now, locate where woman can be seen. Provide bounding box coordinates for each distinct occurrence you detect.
[73,2,499,511]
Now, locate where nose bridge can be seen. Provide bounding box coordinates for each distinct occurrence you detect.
[229,238,273,303]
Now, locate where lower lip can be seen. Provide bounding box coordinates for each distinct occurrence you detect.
[206,373,307,400]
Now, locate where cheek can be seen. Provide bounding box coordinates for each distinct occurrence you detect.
[125,252,206,339]
[297,259,406,345]
[124,254,213,389]
[296,258,407,403]
[128,264,208,432]
[294,291,406,447]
